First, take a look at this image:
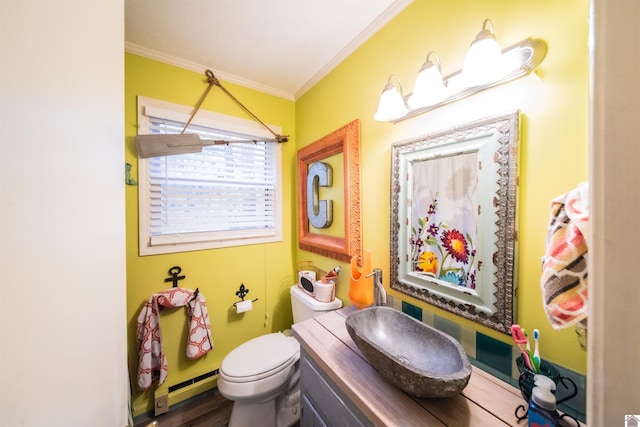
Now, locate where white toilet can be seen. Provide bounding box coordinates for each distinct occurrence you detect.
[217,284,342,427]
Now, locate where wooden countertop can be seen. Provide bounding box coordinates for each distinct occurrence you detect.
[293,306,529,427]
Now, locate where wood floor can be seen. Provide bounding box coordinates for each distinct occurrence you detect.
[133,389,233,427]
[132,389,301,427]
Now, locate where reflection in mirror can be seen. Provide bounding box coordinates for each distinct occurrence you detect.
[390,112,519,333]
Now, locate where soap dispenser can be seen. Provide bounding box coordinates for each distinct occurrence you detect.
[528,375,559,427]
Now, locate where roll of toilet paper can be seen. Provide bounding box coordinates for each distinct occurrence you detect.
[235,300,253,313]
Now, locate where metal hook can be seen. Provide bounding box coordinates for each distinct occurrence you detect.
[164,266,185,287]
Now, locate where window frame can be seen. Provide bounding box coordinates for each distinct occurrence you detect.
[136,96,283,256]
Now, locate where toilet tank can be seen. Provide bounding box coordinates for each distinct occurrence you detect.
[290,285,342,323]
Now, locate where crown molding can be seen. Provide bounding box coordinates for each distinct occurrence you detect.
[125,42,295,101]
[125,0,412,101]
[294,0,413,99]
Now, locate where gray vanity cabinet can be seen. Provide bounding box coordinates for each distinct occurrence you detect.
[300,349,373,427]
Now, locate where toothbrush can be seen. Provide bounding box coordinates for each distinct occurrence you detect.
[511,325,535,370]
[522,328,536,370]
[533,329,541,372]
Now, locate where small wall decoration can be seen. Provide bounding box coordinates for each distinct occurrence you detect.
[297,119,362,265]
[306,162,333,229]
[390,112,519,333]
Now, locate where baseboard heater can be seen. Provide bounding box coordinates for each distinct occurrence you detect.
[154,369,219,416]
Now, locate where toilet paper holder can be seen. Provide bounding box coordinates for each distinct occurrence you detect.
[233,283,258,307]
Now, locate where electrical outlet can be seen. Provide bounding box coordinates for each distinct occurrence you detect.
[154,394,168,416]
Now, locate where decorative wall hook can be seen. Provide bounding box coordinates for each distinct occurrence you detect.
[235,283,249,300]
[234,283,258,305]
[165,266,185,287]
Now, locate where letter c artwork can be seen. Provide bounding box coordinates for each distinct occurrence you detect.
[306,161,333,229]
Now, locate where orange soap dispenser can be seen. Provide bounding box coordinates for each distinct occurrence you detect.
[349,249,373,309]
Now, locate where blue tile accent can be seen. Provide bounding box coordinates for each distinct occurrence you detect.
[401,301,422,321]
[469,357,513,384]
[434,315,461,341]
[475,332,512,377]
[401,301,410,315]
[554,364,586,423]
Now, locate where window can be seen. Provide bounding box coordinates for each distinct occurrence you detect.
[137,96,282,255]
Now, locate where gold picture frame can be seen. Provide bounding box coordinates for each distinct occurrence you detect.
[297,119,362,265]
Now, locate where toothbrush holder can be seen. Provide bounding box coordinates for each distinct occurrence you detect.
[514,355,580,425]
[516,355,561,404]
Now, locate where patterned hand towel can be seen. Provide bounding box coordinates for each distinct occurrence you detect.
[541,182,589,329]
[136,287,213,391]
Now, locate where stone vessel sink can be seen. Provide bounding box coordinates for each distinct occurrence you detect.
[345,306,471,398]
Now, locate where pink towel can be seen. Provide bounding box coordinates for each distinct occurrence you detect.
[136,287,213,390]
[540,182,589,329]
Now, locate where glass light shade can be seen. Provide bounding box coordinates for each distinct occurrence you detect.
[461,20,503,87]
[374,79,408,121]
[408,55,448,108]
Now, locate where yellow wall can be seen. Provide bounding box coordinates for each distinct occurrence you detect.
[295,0,589,374]
[127,0,589,415]
[125,54,296,415]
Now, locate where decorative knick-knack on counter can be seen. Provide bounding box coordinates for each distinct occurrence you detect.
[349,249,373,309]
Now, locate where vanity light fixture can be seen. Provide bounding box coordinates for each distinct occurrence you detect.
[460,19,503,87]
[373,75,409,122]
[407,52,448,109]
[374,19,547,123]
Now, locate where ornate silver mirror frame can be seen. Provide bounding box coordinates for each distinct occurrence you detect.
[390,111,519,334]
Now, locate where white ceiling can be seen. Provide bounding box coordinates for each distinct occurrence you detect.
[125,0,412,100]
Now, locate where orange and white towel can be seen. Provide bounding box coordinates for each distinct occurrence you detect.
[136,287,213,391]
[541,182,589,329]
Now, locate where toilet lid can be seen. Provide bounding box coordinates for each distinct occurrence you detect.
[221,333,298,380]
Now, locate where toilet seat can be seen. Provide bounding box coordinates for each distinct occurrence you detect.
[220,333,299,383]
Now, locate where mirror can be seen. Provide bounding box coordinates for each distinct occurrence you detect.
[390,111,519,334]
[297,119,362,265]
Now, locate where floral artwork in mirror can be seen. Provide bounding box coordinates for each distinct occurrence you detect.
[390,112,519,334]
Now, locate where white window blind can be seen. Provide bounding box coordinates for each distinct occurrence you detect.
[137,96,282,255]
